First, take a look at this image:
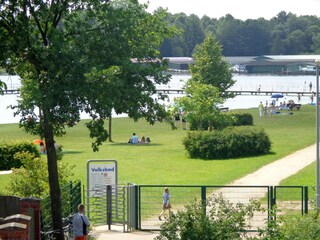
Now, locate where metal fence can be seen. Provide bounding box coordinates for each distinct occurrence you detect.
[41,181,81,239]
[138,185,309,231]
[84,184,138,232]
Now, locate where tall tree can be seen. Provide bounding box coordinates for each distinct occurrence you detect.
[190,36,235,99]
[0,0,174,239]
[174,81,227,131]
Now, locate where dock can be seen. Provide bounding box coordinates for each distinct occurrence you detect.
[156,89,316,97]
[2,88,316,97]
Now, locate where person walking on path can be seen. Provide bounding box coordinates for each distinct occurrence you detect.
[158,187,171,221]
[73,204,90,240]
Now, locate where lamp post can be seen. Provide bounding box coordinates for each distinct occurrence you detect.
[315,59,320,208]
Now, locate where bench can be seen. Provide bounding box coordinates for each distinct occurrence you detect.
[287,103,301,110]
[219,107,229,112]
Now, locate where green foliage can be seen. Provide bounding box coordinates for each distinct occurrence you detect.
[190,36,235,99]
[172,81,230,131]
[280,213,320,240]
[160,11,320,56]
[155,194,261,240]
[256,209,320,240]
[7,152,73,198]
[0,142,39,170]
[0,1,176,235]
[0,80,7,95]
[183,126,271,159]
[231,113,254,126]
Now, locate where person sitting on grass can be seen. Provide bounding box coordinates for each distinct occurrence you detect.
[140,136,146,143]
[39,142,46,154]
[128,133,139,144]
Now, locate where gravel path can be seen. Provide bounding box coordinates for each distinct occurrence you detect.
[92,144,317,240]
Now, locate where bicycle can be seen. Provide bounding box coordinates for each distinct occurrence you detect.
[63,215,74,240]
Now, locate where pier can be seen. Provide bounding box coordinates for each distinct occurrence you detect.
[2,88,316,97]
[156,89,315,97]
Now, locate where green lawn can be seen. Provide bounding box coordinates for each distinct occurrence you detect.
[0,105,317,193]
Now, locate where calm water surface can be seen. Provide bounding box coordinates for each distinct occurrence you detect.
[0,74,316,124]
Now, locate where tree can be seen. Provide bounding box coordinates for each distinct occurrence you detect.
[190,36,235,99]
[0,0,175,238]
[173,81,230,131]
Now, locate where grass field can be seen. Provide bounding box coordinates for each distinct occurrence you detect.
[0,104,317,194]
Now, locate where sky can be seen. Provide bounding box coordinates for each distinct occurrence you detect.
[138,0,320,20]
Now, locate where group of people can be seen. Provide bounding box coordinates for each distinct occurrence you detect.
[128,133,151,144]
[35,140,60,154]
[258,100,278,117]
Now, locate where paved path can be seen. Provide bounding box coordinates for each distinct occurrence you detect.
[91,144,317,240]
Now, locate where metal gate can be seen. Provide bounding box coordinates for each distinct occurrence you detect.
[138,185,309,231]
[83,184,138,232]
[273,186,308,218]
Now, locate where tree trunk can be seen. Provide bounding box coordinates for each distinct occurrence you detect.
[43,113,64,240]
[108,112,113,142]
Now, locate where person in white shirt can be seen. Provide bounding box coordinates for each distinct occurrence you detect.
[72,204,90,240]
[130,133,139,144]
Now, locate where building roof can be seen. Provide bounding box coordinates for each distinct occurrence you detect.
[165,55,320,66]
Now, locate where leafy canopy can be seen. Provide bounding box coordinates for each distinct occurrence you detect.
[1,0,175,150]
[190,35,235,99]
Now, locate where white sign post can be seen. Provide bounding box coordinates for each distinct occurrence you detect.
[87,160,118,196]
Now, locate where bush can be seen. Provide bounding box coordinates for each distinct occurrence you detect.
[183,126,271,159]
[155,194,261,240]
[0,142,40,170]
[231,113,253,126]
[257,209,320,240]
[7,152,73,198]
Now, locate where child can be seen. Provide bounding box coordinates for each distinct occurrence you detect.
[158,187,171,221]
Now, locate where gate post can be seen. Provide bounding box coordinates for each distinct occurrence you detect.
[201,186,206,214]
[268,186,275,221]
[107,185,112,230]
[134,185,139,230]
[304,186,308,214]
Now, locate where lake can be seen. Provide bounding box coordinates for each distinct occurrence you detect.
[0,74,317,124]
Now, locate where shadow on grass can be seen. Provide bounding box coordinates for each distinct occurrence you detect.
[109,142,163,147]
[63,150,84,155]
[196,151,276,161]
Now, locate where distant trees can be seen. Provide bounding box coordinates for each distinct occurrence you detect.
[160,11,320,57]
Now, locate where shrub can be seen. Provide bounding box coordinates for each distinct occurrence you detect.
[0,142,40,170]
[155,194,261,240]
[183,126,271,159]
[7,152,73,198]
[189,113,235,131]
[231,113,253,126]
[257,209,320,240]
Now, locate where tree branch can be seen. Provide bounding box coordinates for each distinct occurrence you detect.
[26,0,48,46]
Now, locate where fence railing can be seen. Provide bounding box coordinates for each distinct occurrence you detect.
[138,185,309,231]
[41,181,81,239]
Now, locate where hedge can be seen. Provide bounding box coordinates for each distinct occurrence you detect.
[183,126,271,159]
[0,142,40,170]
[231,113,253,126]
